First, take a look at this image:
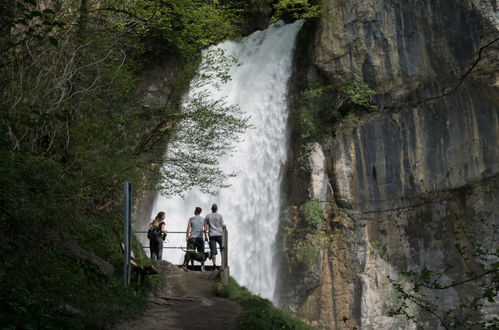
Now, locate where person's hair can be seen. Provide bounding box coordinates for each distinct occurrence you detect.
[211,204,218,212]
[153,211,165,227]
[195,207,202,215]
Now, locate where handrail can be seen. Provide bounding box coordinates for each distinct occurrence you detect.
[133,230,220,250]
[134,229,228,268]
[133,231,189,234]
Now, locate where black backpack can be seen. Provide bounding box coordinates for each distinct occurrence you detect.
[147,224,160,239]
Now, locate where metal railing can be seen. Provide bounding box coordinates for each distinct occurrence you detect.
[134,228,228,269]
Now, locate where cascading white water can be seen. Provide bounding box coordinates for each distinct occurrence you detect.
[150,20,304,301]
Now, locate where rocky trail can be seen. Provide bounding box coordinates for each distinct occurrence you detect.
[115,262,241,330]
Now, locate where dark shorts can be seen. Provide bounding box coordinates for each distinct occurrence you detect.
[149,235,163,260]
[209,235,223,256]
[187,237,205,253]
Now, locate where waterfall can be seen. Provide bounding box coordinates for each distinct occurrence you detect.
[150,20,304,301]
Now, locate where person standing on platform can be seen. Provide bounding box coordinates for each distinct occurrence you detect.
[148,212,166,260]
[204,203,224,269]
[186,207,205,255]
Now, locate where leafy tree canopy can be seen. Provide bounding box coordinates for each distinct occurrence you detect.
[0,0,249,327]
[271,0,321,22]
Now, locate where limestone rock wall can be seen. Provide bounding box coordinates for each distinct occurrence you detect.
[314,0,498,102]
[277,0,499,328]
[332,85,499,213]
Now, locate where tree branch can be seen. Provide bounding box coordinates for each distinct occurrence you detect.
[382,36,499,109]
[422,36,499,103]
[91,7,149,22]
[420,269,497,290]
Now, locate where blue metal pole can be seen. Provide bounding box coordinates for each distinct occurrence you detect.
[124,181,132,285]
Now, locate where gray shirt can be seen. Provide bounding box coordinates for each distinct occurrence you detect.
[189,215,205,238]
[205,212,224,236]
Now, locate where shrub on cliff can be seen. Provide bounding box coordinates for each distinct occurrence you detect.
[216,277,311,329]
[299,80,376,142]
[303,199,323,228]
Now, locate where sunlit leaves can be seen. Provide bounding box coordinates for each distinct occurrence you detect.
[158,89,250,196]
[103,0,241,59]
[271,0,321,22]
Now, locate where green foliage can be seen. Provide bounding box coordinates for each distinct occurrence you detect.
[281,201,326,280]
[298,80,376,142]
[143,46,249,196]
[369,239,382,254]
[298,106,322,142]
[216,277,312,329]
[0,151,151,329]
[303,199,323,228]
[338,81,377,109]
[298,85,335,142]
[304,81,376,112]
[271,0,321,22]
[193,47,239,88]
[0,256,149,329]
[1,0,249,200]
[0,0,250,328]
[159,91,250,196]
[102,0,241,59]
[302,84,332,99]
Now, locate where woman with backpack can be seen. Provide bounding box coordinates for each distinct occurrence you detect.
[148,211,167,260]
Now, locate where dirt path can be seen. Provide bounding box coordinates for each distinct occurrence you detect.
[115,261,241,330]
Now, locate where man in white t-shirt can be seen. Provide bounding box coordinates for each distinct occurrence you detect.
[204,203,224,268]
[186,207,205,254]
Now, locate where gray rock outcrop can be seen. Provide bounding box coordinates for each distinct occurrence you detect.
[277,0,499,328]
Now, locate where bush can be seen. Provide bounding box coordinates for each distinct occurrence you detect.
[272,0,321,22]
[303,200,323,228]
[298,106,322,141]
[0,151,153,329]
[216,277,311,330]
[338,81,376,109]
[298,80,376,142]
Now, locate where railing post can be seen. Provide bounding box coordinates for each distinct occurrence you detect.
[220,226,229,284]
[222,226,228,269]
[123,181,132,285]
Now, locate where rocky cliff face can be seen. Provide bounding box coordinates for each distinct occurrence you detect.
[277,1,499,328]
[132,57,186,232]
[314,0,498,103]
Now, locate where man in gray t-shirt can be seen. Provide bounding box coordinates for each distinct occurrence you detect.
[186,207,205,253]
[204,203,224,268]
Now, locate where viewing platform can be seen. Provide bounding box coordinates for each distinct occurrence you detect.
[131,227,229,283]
